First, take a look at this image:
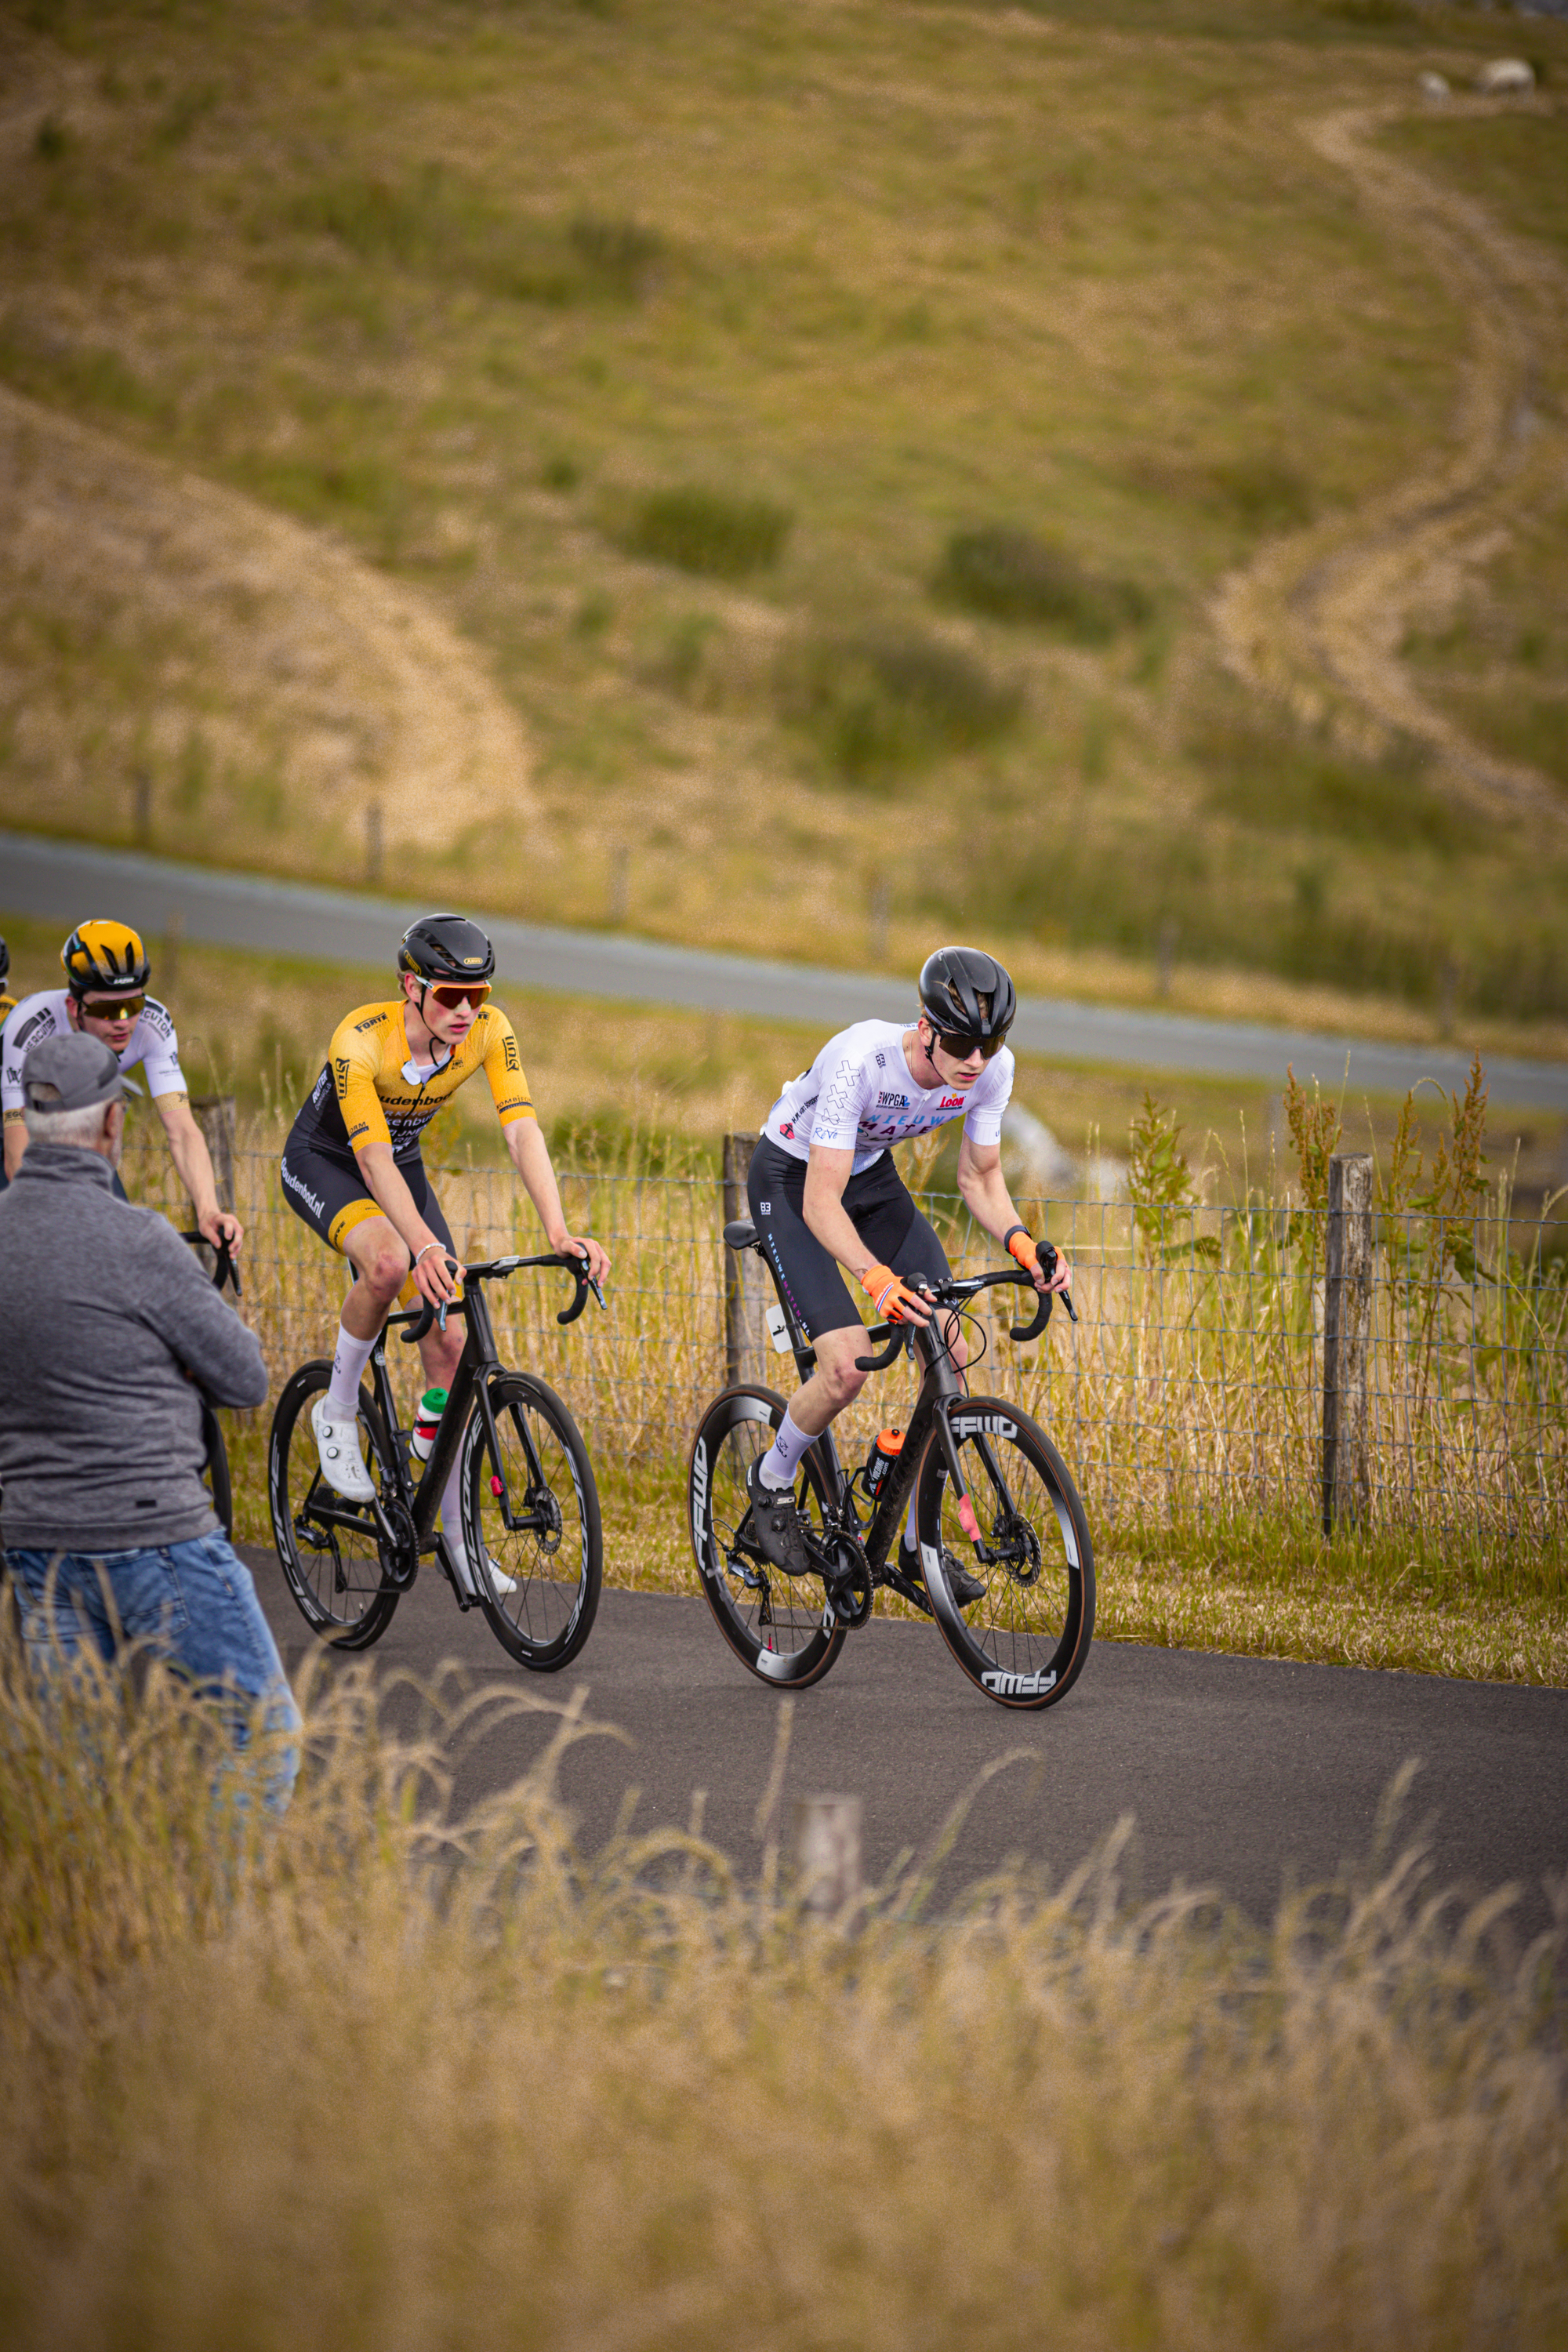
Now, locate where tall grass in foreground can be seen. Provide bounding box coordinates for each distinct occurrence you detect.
[1,1629,1564,2350]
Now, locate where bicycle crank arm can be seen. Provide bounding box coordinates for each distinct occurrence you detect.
[877,1560,935,1619]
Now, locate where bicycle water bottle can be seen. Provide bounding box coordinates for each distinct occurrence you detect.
[864,1427,904,1499]
[411,1386,448,1461]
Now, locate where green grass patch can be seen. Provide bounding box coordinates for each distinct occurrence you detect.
[932,524,1151,639]
[616,484,793,579]
[776,625,1022,783]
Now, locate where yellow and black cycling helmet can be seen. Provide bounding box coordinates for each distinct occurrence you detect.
[61,918,151,999]
[398,913,495,985]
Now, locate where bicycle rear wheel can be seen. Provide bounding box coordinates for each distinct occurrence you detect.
[268,1361,402,1650]
[914,1395,1094,1708]
[461,1373,601,1670]
[688,1385,848,1690]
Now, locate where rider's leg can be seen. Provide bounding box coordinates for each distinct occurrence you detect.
[326,1214,412,1412]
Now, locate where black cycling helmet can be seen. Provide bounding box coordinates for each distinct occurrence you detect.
[397,913,495,985]
[61,919,152,999]
[918,945,1016,1047]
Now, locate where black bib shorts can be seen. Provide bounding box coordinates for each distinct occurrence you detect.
[746,1136,950,1344]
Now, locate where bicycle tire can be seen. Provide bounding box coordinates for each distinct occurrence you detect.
[268,1359,402,1650]
[200,1403,234,1540]
[914,1394,1094,1708]
[688,1385,848,1690]
[461,1372,601,1671]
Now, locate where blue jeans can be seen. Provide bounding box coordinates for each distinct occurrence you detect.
[8,1533,302,1817]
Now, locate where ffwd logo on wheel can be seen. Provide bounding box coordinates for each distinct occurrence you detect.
[981,1666,1057,1698]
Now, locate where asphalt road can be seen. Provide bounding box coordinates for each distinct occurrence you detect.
[244,1547,1568,1933]
[9,828,1566,1105]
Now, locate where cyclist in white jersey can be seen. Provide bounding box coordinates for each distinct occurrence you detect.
[744,946,1070,1599]
[1,921,241,1256]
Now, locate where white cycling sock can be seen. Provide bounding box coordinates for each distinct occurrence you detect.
[438,1454,470,1578]
[325,1321,376,1420]
[758,1402,813,1490]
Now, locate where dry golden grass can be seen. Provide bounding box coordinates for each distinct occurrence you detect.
[2,1634,1565,2350]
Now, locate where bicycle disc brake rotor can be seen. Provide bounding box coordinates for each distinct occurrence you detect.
[990,1510,1042,1588]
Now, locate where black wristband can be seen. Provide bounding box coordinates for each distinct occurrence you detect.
[1002,1222,1029,1251]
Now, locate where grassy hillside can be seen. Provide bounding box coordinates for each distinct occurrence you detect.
[0,0,1565,1042]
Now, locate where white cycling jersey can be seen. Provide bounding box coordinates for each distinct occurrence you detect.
[0,989,186,1120]
[761,1018,1013,1177]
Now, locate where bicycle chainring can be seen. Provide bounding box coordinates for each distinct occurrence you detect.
[377,1495,420,1590]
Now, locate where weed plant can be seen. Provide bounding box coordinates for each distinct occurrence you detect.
[1,1636,1565,2349]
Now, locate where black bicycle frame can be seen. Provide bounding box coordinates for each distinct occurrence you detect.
[756,1257,1057,1603]
[306,1251,594,1601]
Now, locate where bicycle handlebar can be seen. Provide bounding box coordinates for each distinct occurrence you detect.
[396,1250,603,1345]
[180,1229,241,1301]
[850,1251,1076,1374]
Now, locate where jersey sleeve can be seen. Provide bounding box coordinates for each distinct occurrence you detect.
[2,996,61,1119]
[481,1009,535,1127]
[961,1050,1014,1149]
[809,1040,875,1154]
[133,999,187,1100]
[331,1010,394,1153]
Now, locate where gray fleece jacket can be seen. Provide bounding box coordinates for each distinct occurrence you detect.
[0,1142,268,1552]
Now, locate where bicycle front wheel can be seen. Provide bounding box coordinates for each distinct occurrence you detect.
[268,1361,402,1650]
[688,1385,848,1690]
[915,1395,1094,1708]
[461,1373,601,1671]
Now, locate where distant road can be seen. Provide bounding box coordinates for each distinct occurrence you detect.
[5,829,1566,1106]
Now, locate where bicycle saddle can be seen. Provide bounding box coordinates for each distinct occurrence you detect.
[723,1218,760,1251]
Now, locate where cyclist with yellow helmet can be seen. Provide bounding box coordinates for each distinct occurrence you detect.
[0,920,241,1256]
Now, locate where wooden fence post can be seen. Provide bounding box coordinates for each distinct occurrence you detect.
[722,1130,761,1386]
[792,1795,862,1918]
[188,1095,237,1278]
[1323,1151,1374,1536]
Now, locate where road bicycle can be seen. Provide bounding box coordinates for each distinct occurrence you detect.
[269,1251,603,1665]
[688,1219,1094,1709]
[181,1228,238,1539]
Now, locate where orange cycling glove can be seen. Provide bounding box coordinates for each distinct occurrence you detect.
[859,1262,925,1324]
[1005,1225,1040,1276]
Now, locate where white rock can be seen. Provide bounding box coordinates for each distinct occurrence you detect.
[1475,58,1536,94]
[1417,71,1450,101]
[1000,1103,1076,1195]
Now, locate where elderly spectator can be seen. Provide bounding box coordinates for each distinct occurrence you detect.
[0,1032,298,1814]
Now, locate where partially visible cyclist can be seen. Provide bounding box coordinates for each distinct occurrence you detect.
[279,912,608,1598]
[0,933,14,1030]
[745,945,1071,1603]
[0,920,241,1256]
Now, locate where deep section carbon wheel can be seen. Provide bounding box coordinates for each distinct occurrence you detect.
[688,1385,848,1690]
[461,1373,601,1670]
[268,1360,401,1650]
[914,1394,1094,1708]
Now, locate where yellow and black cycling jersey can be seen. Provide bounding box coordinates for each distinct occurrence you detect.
[0,993,15,1027]
[291,999,535,1164]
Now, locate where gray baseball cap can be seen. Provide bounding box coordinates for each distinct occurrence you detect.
[22,1031,143,1114]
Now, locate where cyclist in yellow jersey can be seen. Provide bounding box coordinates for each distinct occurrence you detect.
[281,914,608,1592]
[0,932,14,1029]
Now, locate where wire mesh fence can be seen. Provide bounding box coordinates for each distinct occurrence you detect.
[124,1129,1567,1548]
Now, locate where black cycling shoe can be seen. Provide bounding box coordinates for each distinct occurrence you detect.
[746,1457,813,1577]
[905,1541,986,1609]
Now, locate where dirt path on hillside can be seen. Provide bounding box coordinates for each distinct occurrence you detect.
[1212,96,1566,826]
[0,382,538,854]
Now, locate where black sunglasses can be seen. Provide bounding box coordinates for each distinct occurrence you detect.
[931,1025,1007,1063]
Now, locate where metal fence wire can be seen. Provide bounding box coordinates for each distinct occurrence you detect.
[125,1139,1566,1544]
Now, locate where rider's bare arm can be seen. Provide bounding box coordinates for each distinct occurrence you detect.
[154,1092,244,1255]
[2,1111,22,1181]
[504,1117,610,1287]
[803,1145,935,1324]
[956,1135,1071,1294]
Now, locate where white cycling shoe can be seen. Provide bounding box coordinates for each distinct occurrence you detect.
[311,1397,377,1502]
[444,1529,518,1599]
